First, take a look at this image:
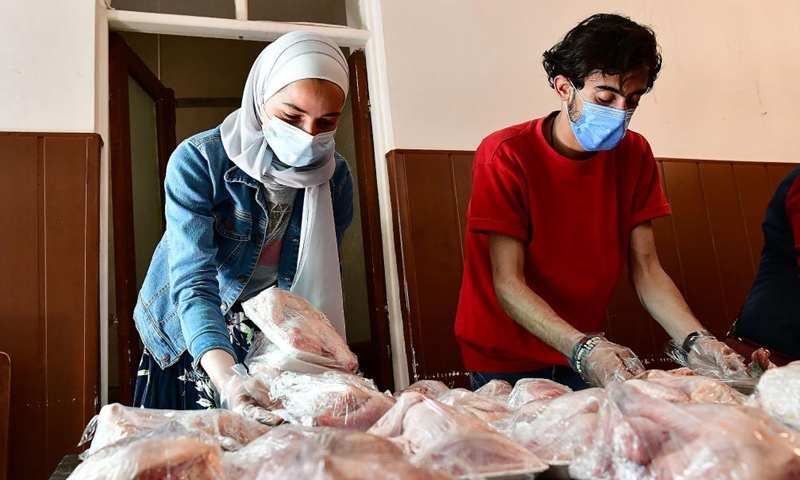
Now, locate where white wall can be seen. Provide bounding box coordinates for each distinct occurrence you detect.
[378,0,800,162]
[0,0,98,132]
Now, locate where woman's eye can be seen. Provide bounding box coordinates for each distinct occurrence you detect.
[283,113,301,121]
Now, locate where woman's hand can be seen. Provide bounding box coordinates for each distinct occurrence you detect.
[200,349,275,423]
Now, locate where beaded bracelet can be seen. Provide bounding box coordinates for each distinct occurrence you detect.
[571,334,602,374]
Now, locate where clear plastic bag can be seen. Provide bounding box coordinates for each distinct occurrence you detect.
[664,336,771,393]
[269,371,396,431]
[368,392,548,478]
[394,380,450,399]
[635,369,745,405]
[69,424,226,480]
[242,288,359,373]
[607,381,800,480]
[506,378,572,409]
[434,388,514,425]
[749,361,800,432]
[227,424,452,480]
[472,379,513,403]
[499,388,610,466]
[78,403,270,456]
[245,331,333,375]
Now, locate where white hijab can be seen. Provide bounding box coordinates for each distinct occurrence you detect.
[220,31,350,339]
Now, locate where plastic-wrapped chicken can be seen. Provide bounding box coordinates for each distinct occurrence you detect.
[226,425,452,480]
[434,388,513,424]
[69,425,225,480]
[473,379,513,403]
[79,403,271,455]
[500,388,610,466]
[369,392,548,478]
[242,288,359,373]
[245,331,330,375]
[269,371,396,431]
[394,380,450,399]
[506,378,572,408]
[638,369,745,405]
[612,381,800,480]
[750,361,800,431]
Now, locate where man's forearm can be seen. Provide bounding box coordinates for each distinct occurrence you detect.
[633,264,704,340]
[494,276,584,358]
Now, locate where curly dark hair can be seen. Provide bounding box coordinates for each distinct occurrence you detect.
[542,13,662,92]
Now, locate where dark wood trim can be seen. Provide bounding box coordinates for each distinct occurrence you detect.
[0,351,9,480]
[348,49,394,392]
[109,33,176,405]
[386,148,478,157]
[656,157,799,166]
[109,34,139,405]
[0,132,102,139]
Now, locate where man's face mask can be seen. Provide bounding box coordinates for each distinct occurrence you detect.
[263,116,337,168]
[566,81,635,152]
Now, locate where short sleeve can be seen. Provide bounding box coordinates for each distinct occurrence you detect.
[631,140,671,226]
[785,174,800,268]
[468,141,530,241]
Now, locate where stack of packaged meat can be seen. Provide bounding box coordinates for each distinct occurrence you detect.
[67,286,800,479]
[242,288,359,377]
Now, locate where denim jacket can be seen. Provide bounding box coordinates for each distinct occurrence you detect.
[133,127,354,369]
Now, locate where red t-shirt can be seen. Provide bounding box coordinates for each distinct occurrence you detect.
[454,114,671,372]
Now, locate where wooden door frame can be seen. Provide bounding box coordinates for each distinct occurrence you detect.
[348,49,394,392]
[109,32,176,405]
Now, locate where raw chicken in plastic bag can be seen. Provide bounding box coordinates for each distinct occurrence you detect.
[245,331,332,375]
[242,288,359,373]
[473,379,512,403]
[434,388,514,424]
[506,378,572,408]
[369,392,548,478]
[269,371,396,430]
[499,388,610,465]
[610,380,800,480]
[394,380,450,399]
[749,361,800,432]
[226,424,452,480]
[79,403,270,456]
[69,424,226,480]
[636,369,745,405]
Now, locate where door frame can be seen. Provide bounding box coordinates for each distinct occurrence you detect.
[109,32,176,404]
[348,49,394,392]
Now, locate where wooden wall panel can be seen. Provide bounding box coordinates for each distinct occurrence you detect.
[388,148,798,385]
[662,162,729,335]
[698,163,755,322]
[388,151,471,387]
[452,153,474,263]
[735,164,774,273]
[0,133,100,480]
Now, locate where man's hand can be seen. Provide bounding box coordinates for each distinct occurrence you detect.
[575,336,645,387]
[686,334,749,380]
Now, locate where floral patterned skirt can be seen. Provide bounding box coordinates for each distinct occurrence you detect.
[132,315,258,410]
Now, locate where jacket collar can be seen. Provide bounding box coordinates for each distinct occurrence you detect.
[223,164,260,189]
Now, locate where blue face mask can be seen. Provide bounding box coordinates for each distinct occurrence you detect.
[567,81,635,152]
[263,116,337,168]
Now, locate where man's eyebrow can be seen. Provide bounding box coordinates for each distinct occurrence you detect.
[594,85,647,96]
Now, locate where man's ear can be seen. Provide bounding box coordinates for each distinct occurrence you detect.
[553,75,573,102]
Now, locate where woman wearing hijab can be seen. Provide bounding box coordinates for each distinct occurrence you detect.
[131,31,354,420]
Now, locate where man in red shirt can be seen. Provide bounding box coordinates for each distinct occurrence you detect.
[455,13,746,390]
